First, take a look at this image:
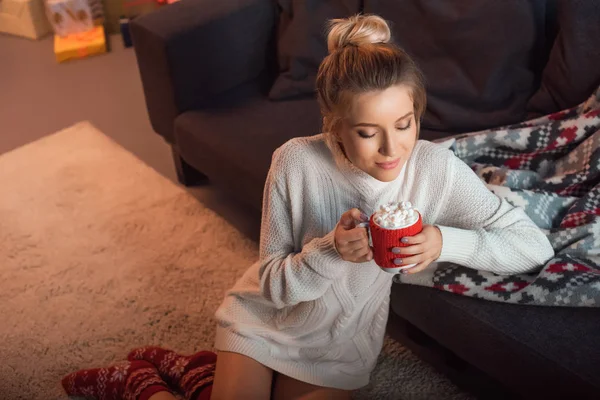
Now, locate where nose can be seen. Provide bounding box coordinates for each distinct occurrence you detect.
[379,131,397,157]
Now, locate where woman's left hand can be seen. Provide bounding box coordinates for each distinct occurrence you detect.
[391,224,443,274]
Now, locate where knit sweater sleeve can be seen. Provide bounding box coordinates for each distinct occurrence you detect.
[434,149,555,275]
[256,144,344,309]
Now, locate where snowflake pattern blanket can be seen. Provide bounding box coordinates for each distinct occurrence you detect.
[400,86,600,307]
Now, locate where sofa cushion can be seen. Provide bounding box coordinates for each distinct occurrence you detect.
[268,0,361,100]
[364,0,550,134]
[527,0,600,116]
[131,0,277,143]
[174,96,322,209]
[391,283,600,397]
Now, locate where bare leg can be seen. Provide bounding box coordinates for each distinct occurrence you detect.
[211,351,273,400]
[272,373,351,400]
[149,393,179,400]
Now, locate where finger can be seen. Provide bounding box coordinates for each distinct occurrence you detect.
[336,229,363,246]
[347,238,369,253]
[337,237,367,256]
[355,254,373,263]
[339,248,357,262]
[354,247,373,263]
[393,254,421,266]
[404,261,430,274]
[400,233,426,245]
[338,210,357,230]
[352,244,371,258]
[343,227,370,243]
[391,244,424,256]
[339,208,366,230]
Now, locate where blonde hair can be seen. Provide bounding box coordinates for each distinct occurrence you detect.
[316,14,426,153]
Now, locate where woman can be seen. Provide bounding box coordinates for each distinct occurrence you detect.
[62,14,554,400]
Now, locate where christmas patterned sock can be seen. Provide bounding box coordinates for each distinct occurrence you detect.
[128,346,216,399]
[61,360,170,400]
[190,380,212,400]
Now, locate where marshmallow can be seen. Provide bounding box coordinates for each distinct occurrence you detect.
[372,201,419,229]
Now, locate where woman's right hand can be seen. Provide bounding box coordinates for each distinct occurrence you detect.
[334,208,373,263]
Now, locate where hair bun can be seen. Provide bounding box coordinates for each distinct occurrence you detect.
[327,14,391,53]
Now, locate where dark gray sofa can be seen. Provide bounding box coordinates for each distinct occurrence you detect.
[130,0,600,398]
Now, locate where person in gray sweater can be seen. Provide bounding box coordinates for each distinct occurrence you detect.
[62,14,553,400]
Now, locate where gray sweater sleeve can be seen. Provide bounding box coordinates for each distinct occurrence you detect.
[434,150,555,275]
[256,148,344,309]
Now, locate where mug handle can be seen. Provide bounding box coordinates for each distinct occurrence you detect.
[356,221,373,247]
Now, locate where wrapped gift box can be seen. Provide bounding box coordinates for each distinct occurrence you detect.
[46,0,93,37]
[0,0,52,39]
[54,25,106,63]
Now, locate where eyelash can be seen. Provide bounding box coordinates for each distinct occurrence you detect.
[358,121,412,139]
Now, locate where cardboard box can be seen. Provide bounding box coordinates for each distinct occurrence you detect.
[0,0,52,39]
[54,25,106,63]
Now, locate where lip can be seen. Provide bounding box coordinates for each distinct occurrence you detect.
[376,159,400,170]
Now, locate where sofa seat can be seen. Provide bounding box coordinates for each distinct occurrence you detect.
[391,283,600,398]
[175,96,322,209]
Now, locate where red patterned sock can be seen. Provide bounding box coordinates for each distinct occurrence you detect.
[191,383,212,400]
[128,346,216,399]
[61,360,170,400]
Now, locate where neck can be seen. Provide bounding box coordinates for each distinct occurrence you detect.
[329,139,404,194]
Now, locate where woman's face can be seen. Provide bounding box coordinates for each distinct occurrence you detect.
[336,84,418,182]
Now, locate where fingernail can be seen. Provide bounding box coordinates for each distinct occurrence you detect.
[360,212,368,221]
[393,259,403,265]
[392,247,401,254]
[401,238,409,244]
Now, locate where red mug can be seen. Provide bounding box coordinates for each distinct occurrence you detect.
[363,211,423,274]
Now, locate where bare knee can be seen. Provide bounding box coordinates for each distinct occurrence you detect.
[211,351,273,400]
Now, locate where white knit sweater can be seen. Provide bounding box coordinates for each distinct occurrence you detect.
[214,135,554,390]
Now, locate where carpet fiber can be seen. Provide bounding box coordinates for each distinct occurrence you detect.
[0,122,472,400]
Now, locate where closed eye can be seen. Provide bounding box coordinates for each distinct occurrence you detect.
[357,118,412,139]
[397,120,412,131]
[358,130,376,139]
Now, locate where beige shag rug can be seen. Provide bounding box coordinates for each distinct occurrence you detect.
[0,122,473,400]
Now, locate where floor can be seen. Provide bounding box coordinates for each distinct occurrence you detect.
[0,31,261,241]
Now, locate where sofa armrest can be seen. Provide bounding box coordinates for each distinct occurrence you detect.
[130,0,277,143]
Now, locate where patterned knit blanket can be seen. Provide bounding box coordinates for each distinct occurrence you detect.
[407,86,600,307]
